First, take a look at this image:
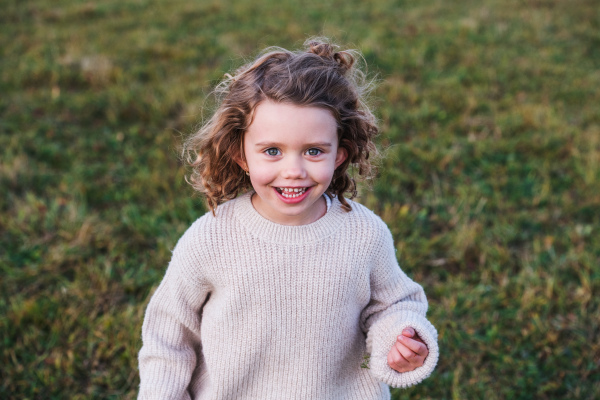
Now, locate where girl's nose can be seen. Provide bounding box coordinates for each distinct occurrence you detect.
[281,157,307,179]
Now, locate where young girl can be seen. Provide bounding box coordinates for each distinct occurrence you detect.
[138,39,439,399]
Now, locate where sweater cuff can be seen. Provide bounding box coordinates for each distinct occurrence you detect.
[366,311,439,388]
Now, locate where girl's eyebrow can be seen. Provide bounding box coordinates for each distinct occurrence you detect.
[307,142,333,148]
[254,142,333,148]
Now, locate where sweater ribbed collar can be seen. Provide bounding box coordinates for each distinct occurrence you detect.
[232,191,346,244]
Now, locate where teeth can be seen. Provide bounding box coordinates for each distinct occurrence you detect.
[278,187,306,198]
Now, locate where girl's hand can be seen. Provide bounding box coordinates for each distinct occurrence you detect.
[386,327,429,373]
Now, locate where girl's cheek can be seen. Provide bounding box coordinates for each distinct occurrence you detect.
[248,166,275,184]
[310,165,336,181]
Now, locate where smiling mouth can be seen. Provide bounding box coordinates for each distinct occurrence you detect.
[275,187,307,198]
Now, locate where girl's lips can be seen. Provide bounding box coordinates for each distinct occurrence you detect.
[273,186,312,204]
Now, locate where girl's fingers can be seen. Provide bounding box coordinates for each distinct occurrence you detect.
[403,327,427,344]
[398,334,428,356]
[387,345,409,371]
[388,329,429,372]
[395,340,423,366]
[401,327,415,338]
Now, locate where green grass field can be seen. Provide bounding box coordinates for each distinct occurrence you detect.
[1,0,599,398]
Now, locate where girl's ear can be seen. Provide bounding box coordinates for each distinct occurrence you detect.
[233,153,246,171]
[335,147,348,168]
[233,141,248,171]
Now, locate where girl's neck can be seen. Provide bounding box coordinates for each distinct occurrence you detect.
[231,192,344,245]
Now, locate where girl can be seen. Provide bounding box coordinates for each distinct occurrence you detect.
[138,39,439,399]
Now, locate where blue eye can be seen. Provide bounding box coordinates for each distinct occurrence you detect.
[265,148,280,156]
[306,148,322,156]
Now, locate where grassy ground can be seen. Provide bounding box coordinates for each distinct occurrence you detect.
[1,0,599,398]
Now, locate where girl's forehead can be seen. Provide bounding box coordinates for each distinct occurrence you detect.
[245,101,337,144]
[252,100,335,122]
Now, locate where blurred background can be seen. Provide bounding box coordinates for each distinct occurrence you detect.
[1,0,599,398]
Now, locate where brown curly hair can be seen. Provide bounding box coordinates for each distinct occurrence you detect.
[183,38,379,213]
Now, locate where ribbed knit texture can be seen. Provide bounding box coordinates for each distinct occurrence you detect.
[138,192,439,399]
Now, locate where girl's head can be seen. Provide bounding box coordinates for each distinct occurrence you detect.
[184,38,378,214]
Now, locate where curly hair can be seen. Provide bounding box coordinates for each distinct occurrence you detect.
[183,38,379,213]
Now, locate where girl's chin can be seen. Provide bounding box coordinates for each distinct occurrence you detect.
[251,188,327,225]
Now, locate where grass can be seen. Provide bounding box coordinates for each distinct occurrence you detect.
[1,0,599,398]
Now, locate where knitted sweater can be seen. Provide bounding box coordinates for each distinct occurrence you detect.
[138,192,439,399]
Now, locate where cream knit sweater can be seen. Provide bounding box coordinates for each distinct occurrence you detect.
[138,193,439,399]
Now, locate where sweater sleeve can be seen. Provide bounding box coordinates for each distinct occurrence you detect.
[360,223,439,388]
[138,223,212,400]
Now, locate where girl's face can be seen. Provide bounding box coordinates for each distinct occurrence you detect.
[238,100,347,226]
